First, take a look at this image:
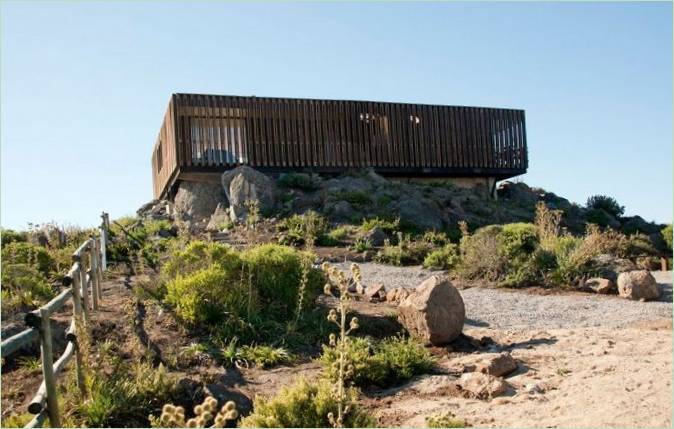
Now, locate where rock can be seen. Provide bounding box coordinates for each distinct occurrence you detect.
[365,283,386,301]
[174,181,225,222]
[475,352,518,377]
[393,197,446,231]
[328,200,355,221]
[386,288,399,302]
[584,277,615,295]
[458,372,509,399]
[364,227,387,247]
[590,254,638,282]
[397,288,410,302]
[206,203,231,232]
[617,270,660,301]
[398,276,465,345]
[221,166,276,221]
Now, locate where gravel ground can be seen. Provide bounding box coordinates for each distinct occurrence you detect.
[335,262,673,330]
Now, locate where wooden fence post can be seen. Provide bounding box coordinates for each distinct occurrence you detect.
[95,239,104,302]
[38,308,61,428]
[100,212,108,271]
[80,263,91,322]
[88,245,100,311]
[65,321,86,398]
[71,264,83,321]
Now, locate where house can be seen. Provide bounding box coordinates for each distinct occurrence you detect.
[151,93,527,199]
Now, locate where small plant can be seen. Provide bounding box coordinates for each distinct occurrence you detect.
[17,356,41,372]
[426,412,466,428]
[423,244,460,270]
[238,345,293,368]
[277,211,329,247]
[350,238,372,253]
[421,230,450,246]
[375,236,433,266]
[244,199,261,230]
[327,226,349,241]
[556,367,570,376]
[152,396,238,428]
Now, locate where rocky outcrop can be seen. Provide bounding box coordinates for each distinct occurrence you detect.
[174,181,225,222]
[137,199,173,220]
[363,227,387,247]
[221,166,277,221]
[617,270,660,301]
[398,276,465,345]
[475,352,518,377]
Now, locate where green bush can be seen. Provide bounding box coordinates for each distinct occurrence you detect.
[327,226,349,241]
[333,190,371,207]
[1,229,27,248]
[458,225,505,280]
[238,345,294,368]
[277,211,329,246]
[422,230,450,246]
[361,217,400,234]
[423,244,460,270]
[426,412,466,428]
[239,378,375,428]
[1,242,55,277]
[586,208,612,227]
[497,223,539,259]
[320,336,434,388]
[350,238,372,253]
[586,195,625,217]
[375,237,433,266]
[165,265,251,326]
[1,263,54,313]
[241,244,323,320]
[161,241,241,281]
[278,172,319,191]
[662,225,672,252]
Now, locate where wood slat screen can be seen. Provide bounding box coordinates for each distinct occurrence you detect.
[152,93,527,198]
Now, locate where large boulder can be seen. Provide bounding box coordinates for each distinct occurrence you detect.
[590,254,638,282]
[363,227,387,247]
[617,270,660,301]
[174,181,225,222]
[392,197,446,231]
[221,166,277,221]
[398,276,465,345]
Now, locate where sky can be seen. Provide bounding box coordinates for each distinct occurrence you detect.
[1,1,672,229]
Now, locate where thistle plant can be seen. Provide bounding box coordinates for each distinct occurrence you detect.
[154,396,238,428]
[321,262,361,428]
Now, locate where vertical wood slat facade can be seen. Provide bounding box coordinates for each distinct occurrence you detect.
[152,93,528,199]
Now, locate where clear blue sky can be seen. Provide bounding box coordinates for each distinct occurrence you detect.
[1,1,672,229]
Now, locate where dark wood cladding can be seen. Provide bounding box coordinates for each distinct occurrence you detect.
[151,93,527,198]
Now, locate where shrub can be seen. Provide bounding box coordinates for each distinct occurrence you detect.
[1,229,27,248]
[165,265,251,326]
[1,264,54,311]
[422,230,449,246]
[241,244,323,320]
[238,345,293,368]
[320,336,434,388]
[278,172,319,191]
[458,225,506,280]
[497,223,539,259]
[239,378,375,428]
[361,217,400,234]
[586,208,613,227]
[327,226,349,241]
[161,241,241,281]
[662,225,672,251]
[72,360,179,427]
[586,195,625,218]
[375,237,433,266]
[277,211,329,247]
[1,242,55,277]
[350,238,372,253]
[423,244,460,270]
[333,190,371,207]
[426,412,466,428]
